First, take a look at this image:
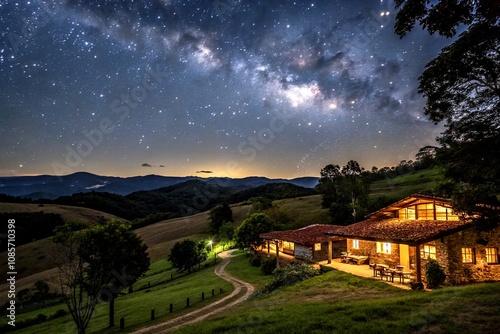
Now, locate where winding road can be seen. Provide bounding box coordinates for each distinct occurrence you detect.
[131,250,254,334]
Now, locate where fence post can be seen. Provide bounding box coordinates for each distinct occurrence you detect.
[220,287,223,294]
[212,288,215,297]
[170,303,173,313]
[120,317,125,329]
[186,297,190,307]
[151,308,155,321]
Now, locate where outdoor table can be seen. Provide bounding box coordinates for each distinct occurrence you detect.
[372,264,389,277]
[392,271,412,284]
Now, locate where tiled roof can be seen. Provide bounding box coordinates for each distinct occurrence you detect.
[260,224,344,246]
[326,218,472,245]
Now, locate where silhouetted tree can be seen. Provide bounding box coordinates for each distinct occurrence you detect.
[208,202,233,234]
[235,213,275,251]
[168,239,208,274]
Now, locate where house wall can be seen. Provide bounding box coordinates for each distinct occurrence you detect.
[441,226,500,284]
[294,244,313,261]
[312,242,329,261]
[347,239,401,267]
[331,239,347,258]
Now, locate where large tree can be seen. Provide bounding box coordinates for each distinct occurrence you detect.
[208,202,233,234]
[235,213,275,251]
[395,0,500,225]
[52,220,150,333]
[168,239,208,273]
[318,160,370,225]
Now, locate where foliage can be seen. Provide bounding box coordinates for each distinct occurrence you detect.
[425,259,447,289]
[249,196,273,212]
[318,160,371,225]
[249,254,262,267]
[395,1,500,228]
[260,263,320,294]
[208,202,233,234]
[52,220,150,333]
[235,213,275,250]
[168,239,208,274]
[218,221,235,241]
[261,257,277,275]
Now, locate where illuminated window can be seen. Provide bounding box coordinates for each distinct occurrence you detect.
[352,239,359,249]
[399,207,415,220]
[417,203,434,220]
[283,241,294,251]
[377,242,391,254]
[462,248,475,264]
[314,243,321,251]
[420,244,436,259]
[486,248,498,264]
[435,205,459,221]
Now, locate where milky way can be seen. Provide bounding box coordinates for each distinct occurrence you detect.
[0,0,452,178]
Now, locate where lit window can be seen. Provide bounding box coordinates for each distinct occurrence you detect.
[283,241,294,251]
[377,242,391,254]
[462,247,475,264]
[399,207,415,220]
[352,239,359,249]
[420,244,436,259]
[417,203,434,220]
[486,248,498,264]
[314,243,321,251]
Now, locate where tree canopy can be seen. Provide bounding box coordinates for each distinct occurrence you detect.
[208,202,233,235]
[318,160,370,225]
[395,0,500,227]
[168,239,208,273]
[52,220,150,332]
[235,213,275,250]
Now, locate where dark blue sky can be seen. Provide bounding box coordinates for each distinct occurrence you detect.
[0,0,451,178]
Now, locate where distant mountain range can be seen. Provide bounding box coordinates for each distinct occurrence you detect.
[0,172,319,199]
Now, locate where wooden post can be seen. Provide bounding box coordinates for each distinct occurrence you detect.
[120,317,125,329]
[415,244,422,283]
[220,287,223,294]
[186,297,189,307]
[169,303,173,313]
[275,240,280,269]
[212,288,215,296]
[202,292,205,300]
[151,308,155,320]
[267,241,270,253]
[327,239,332,264]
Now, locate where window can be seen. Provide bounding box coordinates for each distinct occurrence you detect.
[420,244,436,259]
[486,248,498,264]
[352,239,359,249]
[417,203,434,220]
[462,247,475,264]
[283,241,294,251]
[435,205,459,221]
[314,243,321,251]
[377,242,391,254]
[398,207,415,220]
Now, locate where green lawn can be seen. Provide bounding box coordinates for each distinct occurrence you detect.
[223,250,273,290]
[176,267,500,334]
[10,257,234,334]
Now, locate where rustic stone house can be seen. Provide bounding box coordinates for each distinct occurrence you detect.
[260,224,346,262]
[326,194,500,284]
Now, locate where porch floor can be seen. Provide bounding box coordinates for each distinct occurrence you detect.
[318,259,413,290]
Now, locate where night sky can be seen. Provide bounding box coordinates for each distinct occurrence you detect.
[0,0,452,179]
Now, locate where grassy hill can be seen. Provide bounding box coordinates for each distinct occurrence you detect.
[369,166,444,200]
[176,251,500,334]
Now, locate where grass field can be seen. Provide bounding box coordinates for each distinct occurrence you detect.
[176,264,500,334]
[9,257,234,334]
[370,167,444,200]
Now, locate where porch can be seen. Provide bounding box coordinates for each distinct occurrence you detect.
[318,259,414,290]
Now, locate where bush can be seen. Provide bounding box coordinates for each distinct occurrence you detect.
[425,259,446,289]
[261,258,277,275]
[249,254,262,267]
[261,263,320,293]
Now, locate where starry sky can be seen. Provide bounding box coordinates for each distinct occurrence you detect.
[0,0,452,179]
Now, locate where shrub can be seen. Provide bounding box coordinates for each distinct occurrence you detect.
[249,254,262,267]
[261,263,320,293]
[261,258,277,275]
[425,259,446,289]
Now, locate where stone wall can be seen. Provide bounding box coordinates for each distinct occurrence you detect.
[294,244,313,261]
[347,239,401,266]
[313,242,329,261]
[442,225,500,284]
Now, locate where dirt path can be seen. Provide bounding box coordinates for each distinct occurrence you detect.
[131,250,254,334]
